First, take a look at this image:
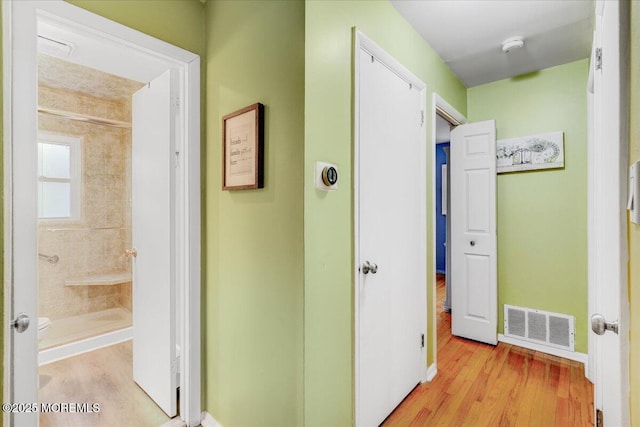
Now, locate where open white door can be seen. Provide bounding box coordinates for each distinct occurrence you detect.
[450,120,497,345]
[132,69,178,417]
[355,33,426,427]
[589,0,630,425]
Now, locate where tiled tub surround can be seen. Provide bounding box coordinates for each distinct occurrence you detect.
[38,85,135,348]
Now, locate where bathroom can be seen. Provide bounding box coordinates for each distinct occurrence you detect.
[35,51,170,425]
[36,52,141,355]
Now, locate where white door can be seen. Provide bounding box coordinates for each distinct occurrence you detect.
[450,120,497,345]
[589,0,629,424]
[356,40,426,427]
[6,1,40,425]
[132,69,178,417]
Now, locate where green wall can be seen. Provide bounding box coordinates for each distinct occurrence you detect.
[468,59,589,353]
[205,1,305,427]
[68,0,205,56]
[628,1,640,424]
[304,1,466,425]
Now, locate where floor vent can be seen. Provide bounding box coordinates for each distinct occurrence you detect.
[504,304,574,352]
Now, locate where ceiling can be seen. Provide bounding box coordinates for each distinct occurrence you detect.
[391,0,594,87]
[38,54,144,103]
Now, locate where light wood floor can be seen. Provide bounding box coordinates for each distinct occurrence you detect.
[382,274,594,427]
[39,340,171,427]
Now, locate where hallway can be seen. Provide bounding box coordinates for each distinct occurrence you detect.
[382,275,593,426]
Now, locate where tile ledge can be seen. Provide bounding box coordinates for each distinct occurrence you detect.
[65,273,131,287]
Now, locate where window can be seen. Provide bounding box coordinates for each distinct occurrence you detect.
[37,134,81,219]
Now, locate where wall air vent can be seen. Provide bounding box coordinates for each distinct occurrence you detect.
[504,304,574,352]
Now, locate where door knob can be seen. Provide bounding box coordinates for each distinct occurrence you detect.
[591,313,619,335]
[361,261,378,275]
[11,313,30,333]
[125,248,138,258]
[470,241,476,246]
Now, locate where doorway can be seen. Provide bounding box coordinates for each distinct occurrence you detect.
[3,2,201,426]
[430,95,466,371]
[434,113,453,313]
[354,31,427,427]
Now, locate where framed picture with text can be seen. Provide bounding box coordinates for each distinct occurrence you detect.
[222,103,264,190]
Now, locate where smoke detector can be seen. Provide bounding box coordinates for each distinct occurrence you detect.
[502,37,524,53]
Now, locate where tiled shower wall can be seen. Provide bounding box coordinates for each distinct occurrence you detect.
[38,85,132,320]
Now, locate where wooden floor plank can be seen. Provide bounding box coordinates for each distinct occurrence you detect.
[382,275,593,427]
[38,340,171,427]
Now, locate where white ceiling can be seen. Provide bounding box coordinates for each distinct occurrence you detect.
[391,0,594,87]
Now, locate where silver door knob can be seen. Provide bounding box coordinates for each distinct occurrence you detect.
[591,313,619,335]
[11,313,30,333]
[361,261,378,275]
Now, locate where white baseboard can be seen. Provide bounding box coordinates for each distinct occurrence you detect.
[425,363,437,382]
[201,412,223,427]
[498,334,589,377]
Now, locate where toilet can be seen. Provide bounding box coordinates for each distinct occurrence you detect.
[38,317,51,341]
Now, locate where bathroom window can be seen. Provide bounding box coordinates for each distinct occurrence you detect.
[37,134,81,219]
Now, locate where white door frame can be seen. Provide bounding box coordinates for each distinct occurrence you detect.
[588,0,630,424]
[2,1,201,426]
[429,94,466,375]
[353,29,427,426]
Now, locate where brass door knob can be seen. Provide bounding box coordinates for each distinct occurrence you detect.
[125,248,138,258]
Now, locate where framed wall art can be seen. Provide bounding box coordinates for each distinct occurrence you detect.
[496,131,564,174]
[222,103,264,190]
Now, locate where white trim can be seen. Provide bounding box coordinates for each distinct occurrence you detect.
[356,31,426,91]
[430,93,466,373]
[39,327,133,366]
[498,334,589,376]
[433,94,467,131]
[353,29,427,427]
[200,412,224,427]
[2,3,13,426]
[425,363,437,382]
[3,2,201,426]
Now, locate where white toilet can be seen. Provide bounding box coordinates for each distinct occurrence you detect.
[38,317,51,341]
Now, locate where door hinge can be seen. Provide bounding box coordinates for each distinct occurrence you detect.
[595,48,602,70]
[420,110,425,127]
[421,333,425,348]
[596,409,603,427]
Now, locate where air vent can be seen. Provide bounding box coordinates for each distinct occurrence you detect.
[504,304,574,352]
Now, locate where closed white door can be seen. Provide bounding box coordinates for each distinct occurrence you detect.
[132,69,178,417]
[450,120,497,345]
[590,0,629,424]
[356,41,426,427]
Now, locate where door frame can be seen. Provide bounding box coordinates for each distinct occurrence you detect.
[429,94,466,375]
[353,29,427,426]
[2,1,201,426]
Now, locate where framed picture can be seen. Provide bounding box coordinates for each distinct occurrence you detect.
[496,131,564,174]
[222,103,264,190]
